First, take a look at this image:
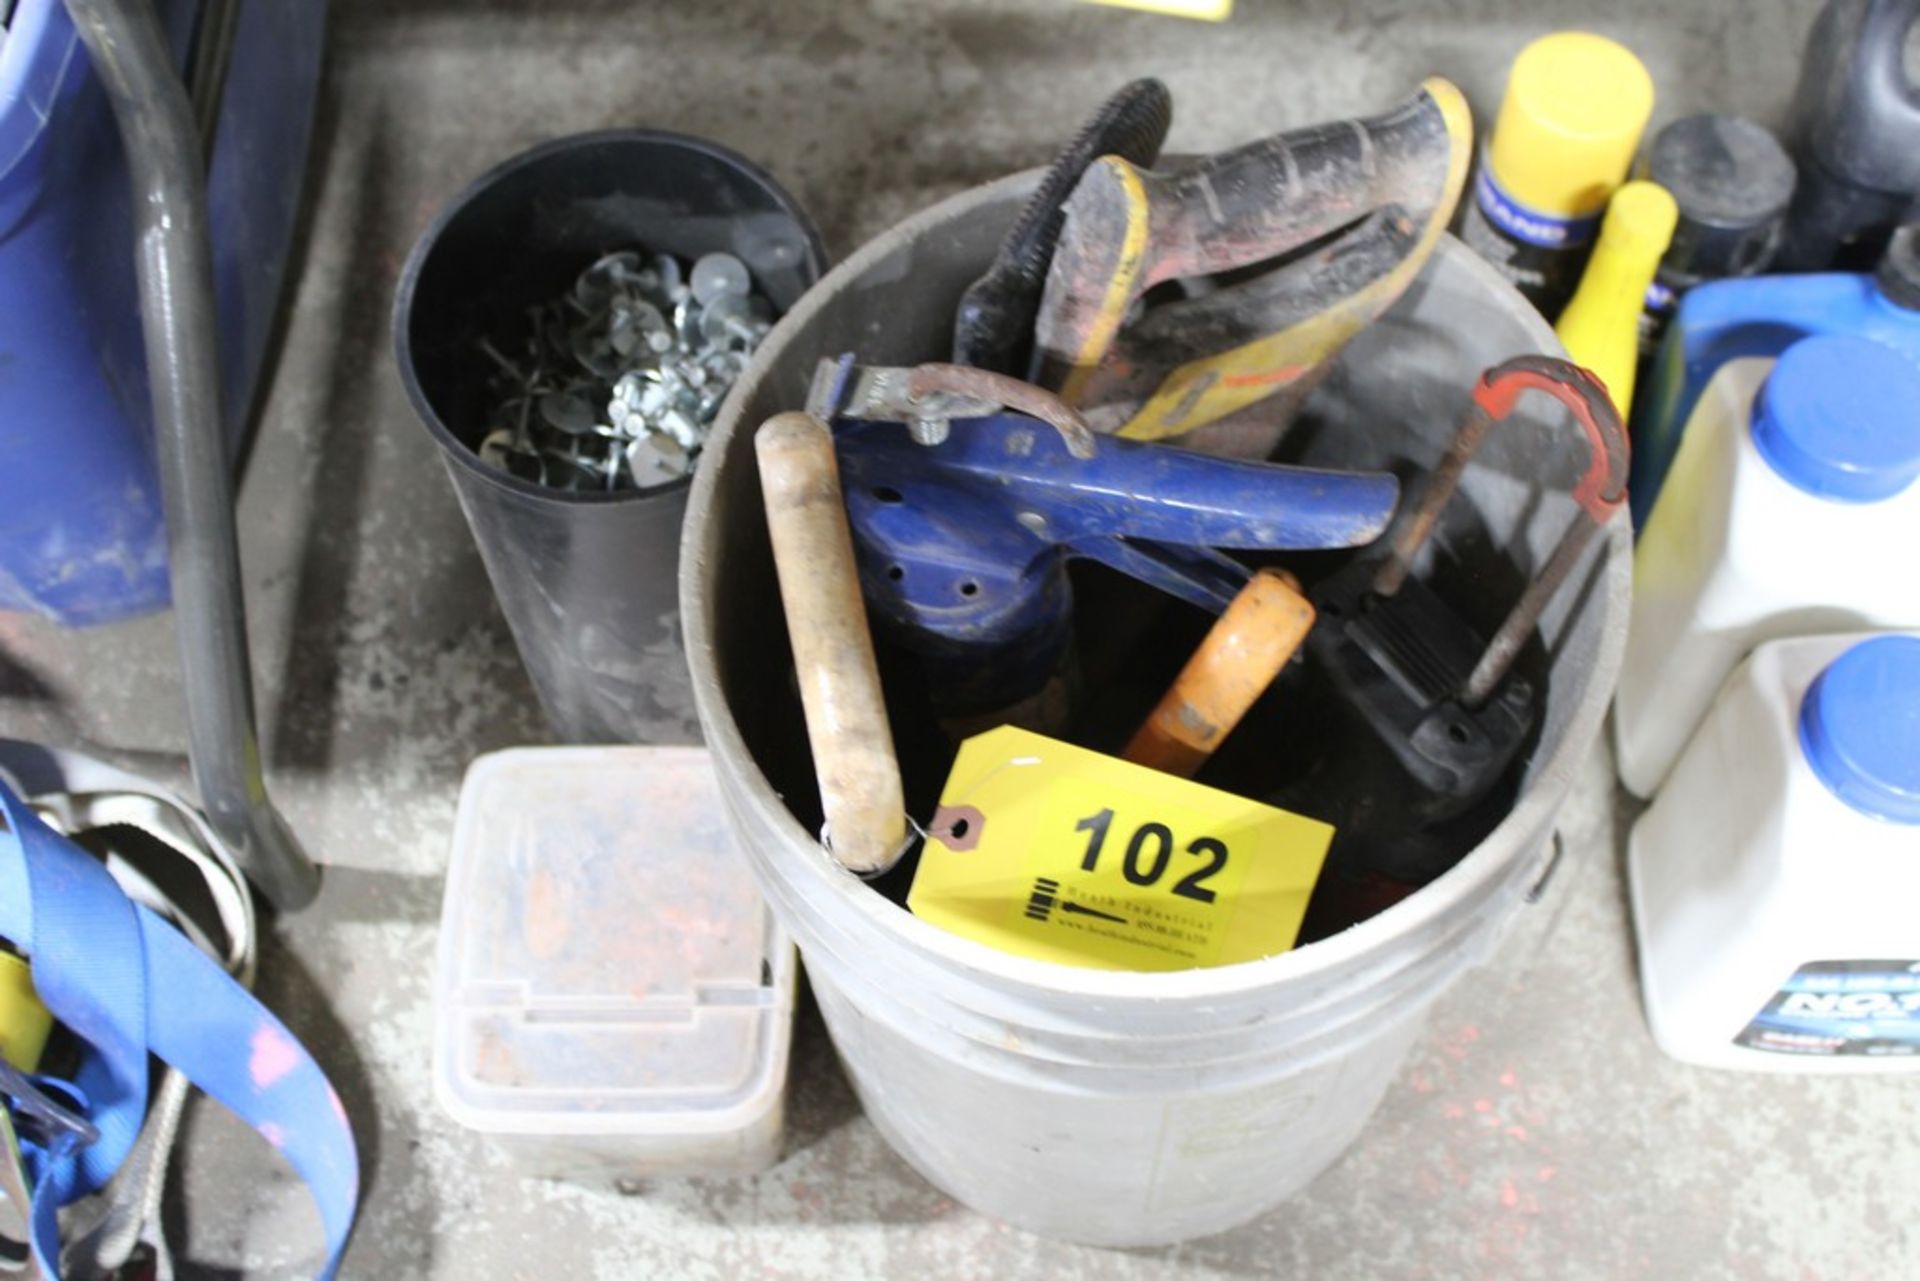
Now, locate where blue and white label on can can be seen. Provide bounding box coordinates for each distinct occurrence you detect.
[1737,960,1920,1056]
[1473,168,1602,250]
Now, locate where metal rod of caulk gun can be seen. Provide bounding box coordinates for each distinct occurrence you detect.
[62,0,319,910]
[1372,402,1496,600]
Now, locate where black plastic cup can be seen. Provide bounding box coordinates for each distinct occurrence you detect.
[395,130,827,742]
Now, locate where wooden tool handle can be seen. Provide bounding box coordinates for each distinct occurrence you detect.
[756,412,907,874]
[1124,568,1315,779]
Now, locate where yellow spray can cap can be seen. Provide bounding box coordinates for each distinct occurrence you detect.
[1489,32,1655,218]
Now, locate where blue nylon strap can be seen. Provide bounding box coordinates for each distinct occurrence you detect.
[10,799,148,1195]
[0,780,358,1278]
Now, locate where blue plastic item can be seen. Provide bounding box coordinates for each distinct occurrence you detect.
[1750,336,1920,503]
[0,0,326,625]
[835,411,1399,721]
[1628,231,1920,525]
[1798,634,1920,825]
[0,777,359,1277]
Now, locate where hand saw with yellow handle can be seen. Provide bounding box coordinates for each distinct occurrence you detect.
[1033,79,1473,445]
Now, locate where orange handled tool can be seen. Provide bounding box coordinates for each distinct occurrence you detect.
[756,412,908,875]
[1124,568,1315,778]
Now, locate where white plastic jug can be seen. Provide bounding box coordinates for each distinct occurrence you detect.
[1614,335,1920,797]
[1629,633,1920,1070]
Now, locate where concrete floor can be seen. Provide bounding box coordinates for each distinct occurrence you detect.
[5,0,1918,1276]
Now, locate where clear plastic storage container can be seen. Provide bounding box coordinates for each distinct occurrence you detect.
[432,746,795,1177]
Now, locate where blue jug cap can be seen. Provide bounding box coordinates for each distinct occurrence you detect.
[1750,336,1920,503]
[1798,635,1920,826]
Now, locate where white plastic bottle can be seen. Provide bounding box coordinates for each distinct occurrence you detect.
[1630,632,1920,1071]
[1614,334,1920,798]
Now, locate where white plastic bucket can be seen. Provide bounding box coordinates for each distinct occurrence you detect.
[681,175,1630,1246]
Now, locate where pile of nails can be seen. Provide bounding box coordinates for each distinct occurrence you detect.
[475,248,773,492]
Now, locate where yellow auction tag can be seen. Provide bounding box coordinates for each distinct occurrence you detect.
[1082,0,1233,20]
[907,726,1332,972]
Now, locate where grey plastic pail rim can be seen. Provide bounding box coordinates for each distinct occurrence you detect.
[683,172,1631,1004]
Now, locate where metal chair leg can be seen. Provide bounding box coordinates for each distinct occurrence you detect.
[62,0,320,911]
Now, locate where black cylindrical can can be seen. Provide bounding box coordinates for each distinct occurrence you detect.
[394,131,827,742]
[1641,114,1797,353]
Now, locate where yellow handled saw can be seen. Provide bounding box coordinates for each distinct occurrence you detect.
[1032,79,1473,447]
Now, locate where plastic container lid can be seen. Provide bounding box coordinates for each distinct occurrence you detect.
[1798,635,1920,825]
[1488,32,1655,216]
[432,746,793,1169]
[1750,335,1920,502]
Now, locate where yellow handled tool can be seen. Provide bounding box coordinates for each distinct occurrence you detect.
[1033,79,1473,447]
[757,411,908,875]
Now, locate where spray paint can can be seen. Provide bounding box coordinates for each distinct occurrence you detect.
[1457,32,1654,319]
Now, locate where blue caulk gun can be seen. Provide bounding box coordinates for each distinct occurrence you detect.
[806,356,1402,730]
